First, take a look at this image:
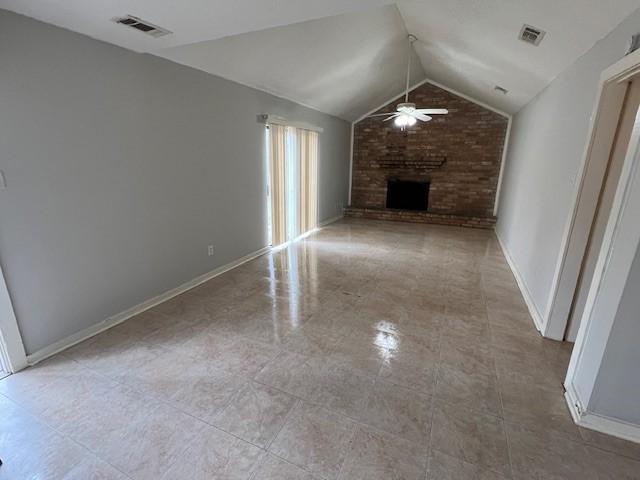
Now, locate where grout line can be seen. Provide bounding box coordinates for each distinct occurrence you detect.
[482,268,517,480]
[9,222,638,478]
[0,391,134,479]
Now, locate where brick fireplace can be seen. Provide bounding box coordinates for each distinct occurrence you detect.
[345,81,509,228]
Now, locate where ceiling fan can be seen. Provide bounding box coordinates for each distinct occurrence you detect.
[368,34,448,129]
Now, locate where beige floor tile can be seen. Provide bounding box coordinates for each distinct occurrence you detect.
[212,380,297,448]
[3,219,630,479]
[317,360,375,419]
[57,383,148,451]
[254,351,326,400]
[269,402,358,480]
[141,318,217,352]
[0,394,100,480]
[579,427,640,460]
[64,333,166,384]
[117,346,199,398]
[584,445,640,479]
[395,307,444,339]
[430,401,511,476]
[506,422,596,480]
[167,366,246,423]
[338,425,428,480]
[305,306,359,337]
[435,364,502,417]
[354,380,433,445]
[214,337,281,376]
[62,456,131,480]
[377,355,438,396]
[0,358,118,429]
[161,424,265,480]
[253,454,317,480]
[331,335,387,376]
[426,449,510,480]
[282,324,342,357]
[441,315,491,345]
[493,351,563,391]
[499,378,581,440]
[164,327,237,360]
[99,400,207,480]
[489,329,548,359]
[439,340,495,376]
[389,332,440,369]
[233,313,307,346]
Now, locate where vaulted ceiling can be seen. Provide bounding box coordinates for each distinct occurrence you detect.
[2,0,640,120]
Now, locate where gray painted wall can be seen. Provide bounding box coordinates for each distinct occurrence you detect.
[496,9,640,318]
[589,244,640,424]
[0,10,351,354]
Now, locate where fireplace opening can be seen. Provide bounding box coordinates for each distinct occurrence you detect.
[386,179,430,210]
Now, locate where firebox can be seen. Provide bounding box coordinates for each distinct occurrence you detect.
[386,179,429,210]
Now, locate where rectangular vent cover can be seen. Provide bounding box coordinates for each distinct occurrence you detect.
[112,15,171,37]
[519,24,545,46]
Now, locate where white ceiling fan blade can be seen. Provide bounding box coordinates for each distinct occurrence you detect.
[368,112,397,117]
[411,112,432,122]
[383,113,401,122]
[415,109,448,115]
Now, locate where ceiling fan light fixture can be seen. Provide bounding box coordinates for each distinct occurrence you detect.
[394,114,416,128]
[365,34,448,127]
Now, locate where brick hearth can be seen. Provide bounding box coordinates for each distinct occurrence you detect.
[343,206,496,229]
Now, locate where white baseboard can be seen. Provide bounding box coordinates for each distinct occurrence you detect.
[319,214,343,227]
[564,381,587,424]
[494,229,545,332]
[26,246,271,366]
[26,217,343,367]
[565,383,640,444]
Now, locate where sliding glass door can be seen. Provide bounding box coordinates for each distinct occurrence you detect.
[267,124,318,246]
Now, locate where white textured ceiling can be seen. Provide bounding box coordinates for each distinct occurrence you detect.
[159,6,424,121]
[0,0,392,52]
[398,0,640,114]
[2,0,640,118]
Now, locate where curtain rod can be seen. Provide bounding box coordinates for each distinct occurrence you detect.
[258,114,324,133]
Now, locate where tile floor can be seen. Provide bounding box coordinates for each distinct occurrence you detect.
[1,219,639,479]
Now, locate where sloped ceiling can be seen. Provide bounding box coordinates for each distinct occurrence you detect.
[2,0,640,119]
[0,0,392,52]
[159,5,425,121]
[398,0,640,114]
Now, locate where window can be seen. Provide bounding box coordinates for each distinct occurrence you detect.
[267,124,318,246]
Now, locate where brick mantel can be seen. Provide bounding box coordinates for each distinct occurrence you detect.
[349,82,508,226]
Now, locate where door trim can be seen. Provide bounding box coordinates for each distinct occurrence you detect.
[543,48,640,340]
[563,54,640,441]
[0,262,27,373]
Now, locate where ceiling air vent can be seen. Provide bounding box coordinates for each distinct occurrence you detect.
[519,24,545,46]
[494,85,508,95]
[112,15,172,38]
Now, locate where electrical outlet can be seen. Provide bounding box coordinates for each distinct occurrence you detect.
[208,245,214,256]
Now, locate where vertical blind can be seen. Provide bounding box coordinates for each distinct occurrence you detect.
[298,129,319,235]
[268,124,288,246]
[268,125,319,246]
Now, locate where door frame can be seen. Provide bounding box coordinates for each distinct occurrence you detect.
[0,261,27,373]
[564,76,640,441]
[543,48,640,340]
[560,52,640,442]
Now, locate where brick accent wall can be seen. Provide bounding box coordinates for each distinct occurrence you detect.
[350,82,508,223]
